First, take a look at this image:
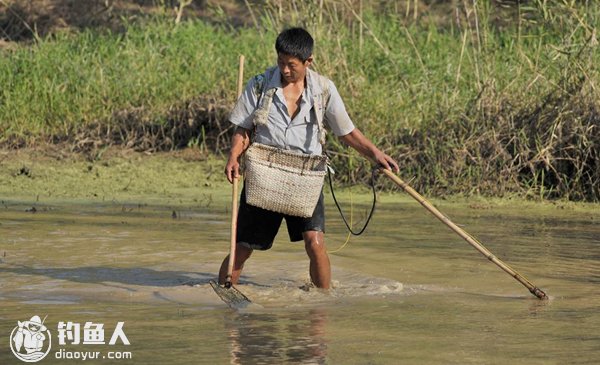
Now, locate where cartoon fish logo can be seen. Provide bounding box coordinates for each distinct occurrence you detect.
[10,315,52,363]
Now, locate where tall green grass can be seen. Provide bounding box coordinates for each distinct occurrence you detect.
[0,1,598,200]
[0,20,264,140]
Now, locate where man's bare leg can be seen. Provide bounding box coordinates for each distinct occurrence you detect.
[218,244,253,285]
[303,231,331,289]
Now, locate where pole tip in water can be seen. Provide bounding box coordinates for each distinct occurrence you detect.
[531,287,548,300]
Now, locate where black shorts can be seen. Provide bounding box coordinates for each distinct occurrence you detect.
[236,185,325,251]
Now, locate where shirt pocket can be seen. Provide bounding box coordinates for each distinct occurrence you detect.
[289,110,311,127]
[300,114,318,132]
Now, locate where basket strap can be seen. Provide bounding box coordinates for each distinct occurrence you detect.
[253,88,276,127]
[253,67,278,128]
[314,72,331,146]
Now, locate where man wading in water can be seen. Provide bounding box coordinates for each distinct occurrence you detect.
[219,27,399,289]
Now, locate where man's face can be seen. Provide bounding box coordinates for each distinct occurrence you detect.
[277,53,312,84]
[28,324,40,332]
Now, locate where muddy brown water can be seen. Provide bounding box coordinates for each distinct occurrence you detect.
[1,195,599,364]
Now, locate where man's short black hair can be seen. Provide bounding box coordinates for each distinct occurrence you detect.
[275,27,314,62]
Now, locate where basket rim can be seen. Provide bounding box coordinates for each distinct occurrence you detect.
[246,158,327,176]
[246,142,328,172]
[247,142,327,159]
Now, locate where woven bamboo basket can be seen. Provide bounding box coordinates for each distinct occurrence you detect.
[244,143,328,217]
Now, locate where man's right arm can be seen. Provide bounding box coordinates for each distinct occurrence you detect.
[225,74,261,183]
[224,126,251,183]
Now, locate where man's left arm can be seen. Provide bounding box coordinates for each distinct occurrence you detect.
[322,80,398,172]
[339,128,399,172]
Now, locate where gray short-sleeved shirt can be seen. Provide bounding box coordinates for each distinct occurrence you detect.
[229,66,355,155]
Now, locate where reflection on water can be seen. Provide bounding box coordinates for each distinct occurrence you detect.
[0,264,213,287]
[0,199,599,364]
[226,309,328,365]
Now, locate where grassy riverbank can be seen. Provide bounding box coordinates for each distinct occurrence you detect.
[2,148,597,214]
[0,1,598,200]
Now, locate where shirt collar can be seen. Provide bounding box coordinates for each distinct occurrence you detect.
[265,66,322,106]
[305,67,323,107]
[265,66,282,90]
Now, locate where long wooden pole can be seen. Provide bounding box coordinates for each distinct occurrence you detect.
[225,54,245,288]
[381,169,548,300]
[225,177,239,288]
[236,55,245,99]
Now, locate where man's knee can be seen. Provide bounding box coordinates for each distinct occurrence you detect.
[235,244,253,262]
[303,231,326,256]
